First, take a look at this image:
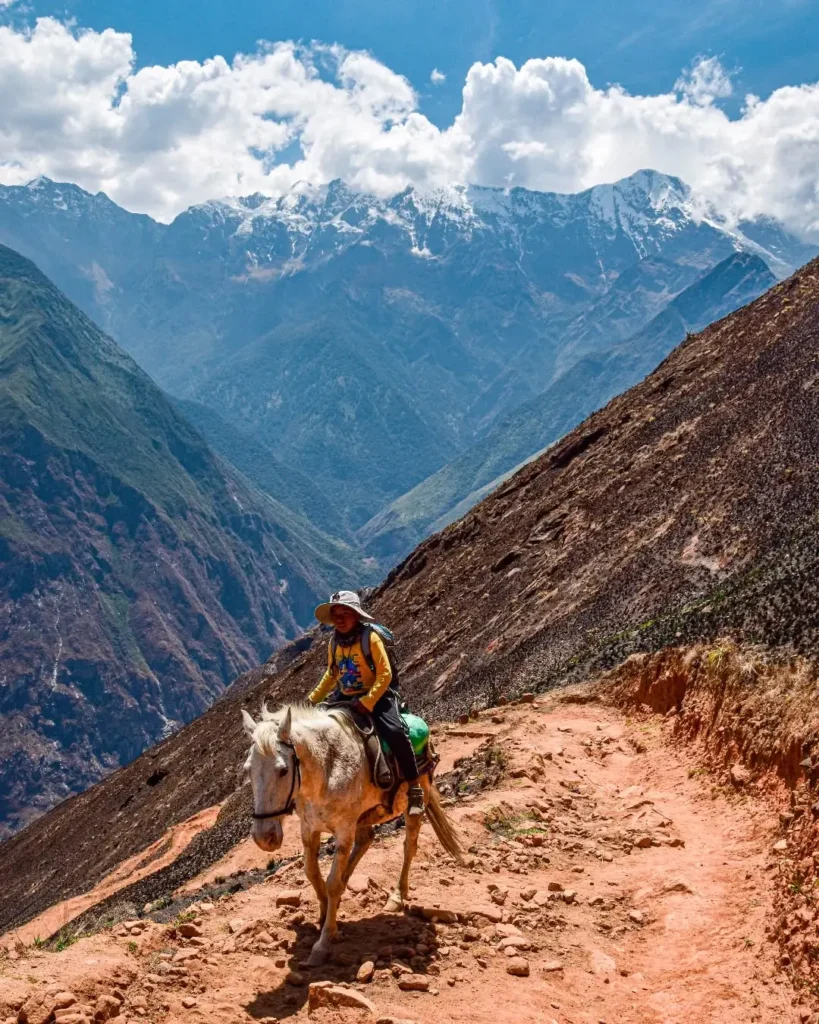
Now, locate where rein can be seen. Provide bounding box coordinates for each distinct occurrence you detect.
[251,740,301,820]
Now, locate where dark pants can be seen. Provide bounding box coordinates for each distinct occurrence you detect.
[326,688,419,782]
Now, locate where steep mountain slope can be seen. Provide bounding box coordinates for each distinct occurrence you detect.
[169,396,353,543]
[0,178,161,336]
[0,245,365,839]
[1,255,817,934]
[547,255,705,380]
[1,172,813,526]
[361,251,777,559]
[192,312,461,523]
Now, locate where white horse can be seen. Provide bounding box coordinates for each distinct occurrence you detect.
[242,703,462,966]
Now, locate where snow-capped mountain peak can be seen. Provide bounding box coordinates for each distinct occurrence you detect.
[186,170,686,247]
[172,169,806,278]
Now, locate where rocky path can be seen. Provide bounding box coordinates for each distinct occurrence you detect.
[0,693,802,1024]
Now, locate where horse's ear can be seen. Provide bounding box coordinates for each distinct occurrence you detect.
[278,707,293,744]
[241,709,257,739]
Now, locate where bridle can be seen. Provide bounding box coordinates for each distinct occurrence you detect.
[251,740,301,820]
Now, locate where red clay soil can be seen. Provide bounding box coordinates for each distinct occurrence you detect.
[599,641,819,1005]
[1,693,808,1024]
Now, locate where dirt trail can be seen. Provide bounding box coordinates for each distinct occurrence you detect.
[8,807,222,947]
[0,693,802,1024]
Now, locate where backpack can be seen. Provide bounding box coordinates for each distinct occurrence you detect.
[331,622,400,690]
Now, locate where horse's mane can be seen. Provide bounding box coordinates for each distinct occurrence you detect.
[252,701,356,756]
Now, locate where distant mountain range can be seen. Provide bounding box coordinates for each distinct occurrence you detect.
[1,171,815,544]
[360,251,777,557]
[0,244,365,838]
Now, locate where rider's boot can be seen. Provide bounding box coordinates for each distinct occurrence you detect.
[407,784,425,816]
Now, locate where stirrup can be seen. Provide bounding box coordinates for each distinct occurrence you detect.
[407,785,425,817]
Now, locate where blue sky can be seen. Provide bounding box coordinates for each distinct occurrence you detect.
[16,0,819,123]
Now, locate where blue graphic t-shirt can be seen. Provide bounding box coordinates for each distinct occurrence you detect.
[337,654,364,694]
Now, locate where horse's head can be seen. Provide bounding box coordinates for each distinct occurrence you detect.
[242,706,298,853]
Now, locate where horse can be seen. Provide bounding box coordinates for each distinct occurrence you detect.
[242,702,462,966]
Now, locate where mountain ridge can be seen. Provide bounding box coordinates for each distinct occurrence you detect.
[180,170,806,278]
[0,243,366,839]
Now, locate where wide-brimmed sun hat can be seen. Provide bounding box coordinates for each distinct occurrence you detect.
[314,589,375,626]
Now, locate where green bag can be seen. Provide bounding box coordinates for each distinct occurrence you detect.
[380,712,429,755]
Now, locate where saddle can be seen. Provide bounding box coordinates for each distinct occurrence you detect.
[328,705,435,791]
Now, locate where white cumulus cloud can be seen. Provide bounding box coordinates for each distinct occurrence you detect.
[430,68,446,85]
[675,55,734,106]
[0,18,818,239]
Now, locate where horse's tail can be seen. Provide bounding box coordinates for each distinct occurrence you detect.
[425,783,464,865]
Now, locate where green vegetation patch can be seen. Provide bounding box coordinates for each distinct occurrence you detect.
[483,802,547,840]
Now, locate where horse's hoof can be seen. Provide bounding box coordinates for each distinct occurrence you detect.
[383,895,403,914]
[307,945,331,967]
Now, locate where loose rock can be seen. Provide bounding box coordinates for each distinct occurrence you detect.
[308,983,376,1015]
[357,961,375,983]
[467,905,503,923]
[506,957,530,976]
[413,905,458,923]
[95,995,122,1021]
[397,974,430,992]
[275,891,302,908]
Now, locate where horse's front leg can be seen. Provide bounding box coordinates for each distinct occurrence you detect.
[308,827,354,967]
[301,826,327,929]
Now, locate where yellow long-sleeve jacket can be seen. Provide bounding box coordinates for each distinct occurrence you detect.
[308,629,392,712]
